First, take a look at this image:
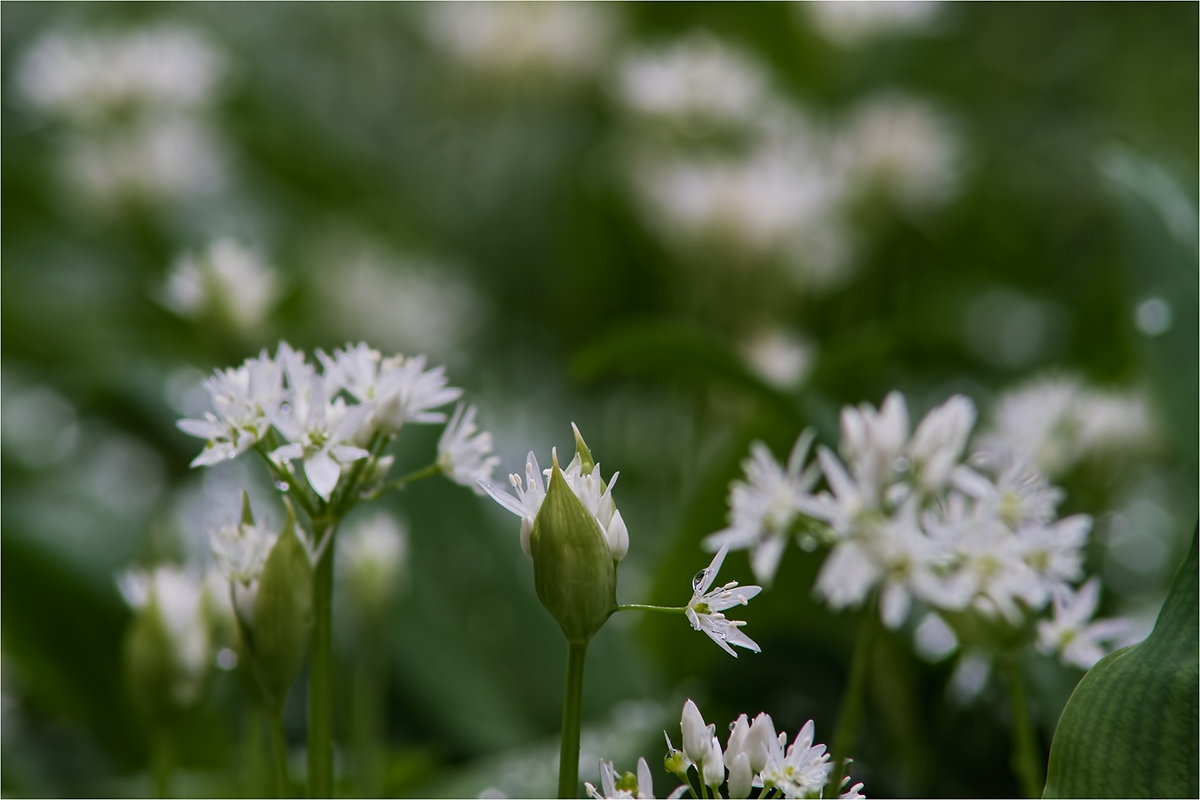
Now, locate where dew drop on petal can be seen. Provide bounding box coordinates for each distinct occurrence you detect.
[729,721,738,731]
[274,480,290,491]
[692,570,709,591]
[893,456,910,472]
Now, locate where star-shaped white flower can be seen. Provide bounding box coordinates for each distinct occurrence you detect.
[703,430,821,585]
[177,349,283,466]
[269,373,372,501]
[437,403,500,493]
[1036,578,1139,670]
[756,719,833,799]
[686,545,763,657]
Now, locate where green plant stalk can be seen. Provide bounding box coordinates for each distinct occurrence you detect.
[269,706,290,799]
[153,725,174,799]
[614,603,686,614]
[827,608,877,792]
[558,640,589,799]
[308,517,336,799]
[1002,654,1044,798]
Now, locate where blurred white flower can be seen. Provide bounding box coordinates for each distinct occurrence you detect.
[18,25,223,121]
[1036,578,1140,670]
[738,327,817,390]
[1,383,80,468]
[438,404,501,493]
[837,93,961,212]
[210,521,276,587]
[686,546,763,657]
[613,33,771,132]
[803,0,943,46]
[160,239,282,334]
[60,116,227,207]
[703,431,820,585]
[339,512,409,612]
[585,757,662,799]
[425,2,617,80]
[978,375,1156,477]
[913,612,959,662]
[117,565,212,705]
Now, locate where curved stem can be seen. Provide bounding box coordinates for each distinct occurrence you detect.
[268,706,290,799]
[307,518,337,799]
[1002,653,1044,798]
[827,608,877,793]
[364,462,441,500]
[558,640,589,799]
[153,725,174,799]
[614,603,687,615]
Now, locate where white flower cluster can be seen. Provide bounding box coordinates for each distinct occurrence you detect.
[17,25,227,208]
[612,33,961,291]
[645,700,863,799]
[177,342,495,502]
[210,518,277,624]
[802,1,943,47]
[706,391,1138,671]
[158,238,282,336]
[117,565,213,705]
[483,431,629,561]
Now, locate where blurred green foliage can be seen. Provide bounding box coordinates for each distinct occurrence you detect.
[2,3,1196,798]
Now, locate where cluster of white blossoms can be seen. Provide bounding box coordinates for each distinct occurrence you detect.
[158,238,283,336]
[209,516,278,624]
[592,699,864,799]
[177,342,496,505]
[17,24,227,208]
[116,565,214,705]
[706,391,1138,671]
[612,33,961,292]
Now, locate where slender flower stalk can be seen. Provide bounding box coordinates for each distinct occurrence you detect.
[1001,653,1044,799]
[827,607,876,795]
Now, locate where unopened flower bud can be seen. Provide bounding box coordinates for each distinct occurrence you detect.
[702,735,725,789]
[530,450,617,643]
[728,752,753,799]
[681,699,714,766]
[243,500,313,707]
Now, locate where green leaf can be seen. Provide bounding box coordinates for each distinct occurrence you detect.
[1043,525,1199,798]
[250,502,314,708]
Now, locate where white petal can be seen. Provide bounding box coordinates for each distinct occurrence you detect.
[606,509,629,562]
[750,535,787,586]
[305,450,342,500]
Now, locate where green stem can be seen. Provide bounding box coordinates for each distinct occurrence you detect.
[614,603,687,615]
[1003,653,1044,798]
[364,462,441,500]
[558,640,589,799]
[827,608,877,793]
[153,725,174,799]
[268,706,290,799]
[308,517,337,799]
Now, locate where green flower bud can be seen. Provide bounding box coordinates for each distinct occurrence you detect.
[531,451,617,644]
[123,594,183,725]
[615,771,638,795]
[245,500,313,708]
[571,422,596,475]
[664,747,689,779]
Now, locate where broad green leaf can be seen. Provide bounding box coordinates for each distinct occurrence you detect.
[1043,526,1199,798]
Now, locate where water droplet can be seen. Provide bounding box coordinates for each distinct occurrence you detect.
[729,721,738,731]
[274,480,290,491]
[692,570,709,591]
[216,648,238,670]
[226,451,238,460]
[280,458,291,466]
[893,456,910,472]
[799,535,818,552]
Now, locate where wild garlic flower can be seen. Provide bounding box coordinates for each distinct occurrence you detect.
[338,512,409,614]
[117,565,212,706]
[1036,578,1139,670]
[703,431,821,585]
[482,431,628,562]
[178,341,465,503]
[159,239,281,334]
[210,520,276,587]
[438,404,500,493]
[585,757,674,800]
[686,546,763,657]
[660,700,863,800]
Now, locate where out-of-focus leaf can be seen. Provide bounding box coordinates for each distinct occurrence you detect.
[1098,148,1200,480]
[571,319,803,426]
[1043,526,1199,798]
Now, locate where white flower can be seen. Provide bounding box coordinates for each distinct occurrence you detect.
[270,373,372,501]
[702,735,726,789]
[482,434,628,561]
[177,350,284,466]
[686,546,763,657]
[586,757,679,800]
[1018,514,1090,596]
[804,0,942,47]
[703,431,820,585]
[338,513,409,611]
[210,521,276,587]
[613,33,771,131]
[438,404,499,493]
[953,457,1063,530]
[738,327,816,390]
[757,719,833,799]
[680,699,714,767]
[725,713,776,799]
[116,565,211,705]
[18,26,223,121]
[159,239,281,333]
[907,395,975,493]
[1036,578,1139,670]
